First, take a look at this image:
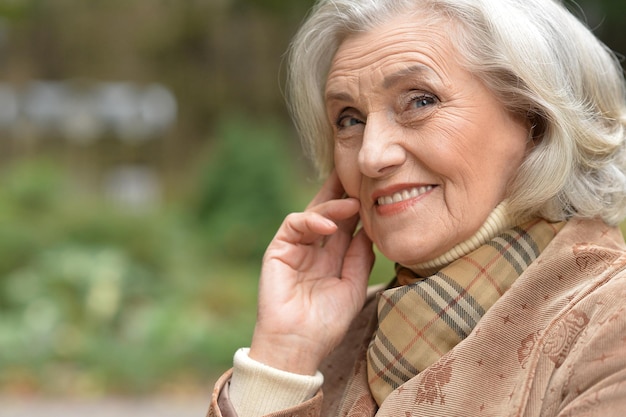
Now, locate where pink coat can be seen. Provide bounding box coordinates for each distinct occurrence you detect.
[209,218,626,416]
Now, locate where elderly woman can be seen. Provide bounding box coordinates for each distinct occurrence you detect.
[209,0,626,415]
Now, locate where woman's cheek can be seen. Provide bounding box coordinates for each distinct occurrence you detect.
[334,146,361,198]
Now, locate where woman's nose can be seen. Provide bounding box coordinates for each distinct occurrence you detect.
[358,114,406,177]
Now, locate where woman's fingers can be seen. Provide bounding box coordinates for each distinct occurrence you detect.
[342,228,375,292]
[277,198,360,245]
[278,212,337,246]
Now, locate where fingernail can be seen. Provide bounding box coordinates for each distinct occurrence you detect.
[323,218,336,228]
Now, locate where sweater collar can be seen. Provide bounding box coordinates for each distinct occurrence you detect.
[405,201,529,276]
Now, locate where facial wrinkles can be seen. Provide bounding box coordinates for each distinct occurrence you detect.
[327,26,455,167]
[434,102,496,204]
[326,12,534,268]
[402,124,468,229]
[333,22,471,199]
[326,23,452,103]
[405,164,443,213]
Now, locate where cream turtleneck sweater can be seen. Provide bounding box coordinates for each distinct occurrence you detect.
[409,201,524,276]
[228,202,522,417]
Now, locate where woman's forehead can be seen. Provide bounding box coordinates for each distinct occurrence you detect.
[325,16,457,95]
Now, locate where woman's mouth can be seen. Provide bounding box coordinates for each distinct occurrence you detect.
[376,185,434,206]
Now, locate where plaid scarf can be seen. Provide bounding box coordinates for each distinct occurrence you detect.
[366,218,565,406]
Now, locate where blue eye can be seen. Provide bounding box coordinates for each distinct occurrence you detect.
[337,115,363,129]
[410,94,437,109]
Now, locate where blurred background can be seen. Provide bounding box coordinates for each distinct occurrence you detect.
[0,0,623,414]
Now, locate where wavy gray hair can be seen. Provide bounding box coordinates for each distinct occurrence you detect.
[286,0,626,225]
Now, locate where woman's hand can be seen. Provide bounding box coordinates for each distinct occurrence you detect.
[249,171,375,375]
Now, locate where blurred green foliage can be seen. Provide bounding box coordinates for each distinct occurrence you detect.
[193,118,305,261]
[0,120,309,395]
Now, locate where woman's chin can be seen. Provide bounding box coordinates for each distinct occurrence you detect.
[376,243,435,268]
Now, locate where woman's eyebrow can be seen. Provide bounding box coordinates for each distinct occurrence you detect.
[383,64,434,89]
[325,64,436,103]
[324,90,354,104]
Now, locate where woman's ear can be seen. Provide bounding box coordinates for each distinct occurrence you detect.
[527,110,546,144]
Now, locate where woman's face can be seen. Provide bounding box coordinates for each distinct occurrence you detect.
[325,15,530,267]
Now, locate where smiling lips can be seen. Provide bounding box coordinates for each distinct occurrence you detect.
[376,185,434,206]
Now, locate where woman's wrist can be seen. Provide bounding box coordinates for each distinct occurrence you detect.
[230,348,324,417]
[249,334,325,376]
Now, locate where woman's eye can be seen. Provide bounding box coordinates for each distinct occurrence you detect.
[409,94,437,109]
[337,115,363,129]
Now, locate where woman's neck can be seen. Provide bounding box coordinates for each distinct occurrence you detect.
[406,201,526,276]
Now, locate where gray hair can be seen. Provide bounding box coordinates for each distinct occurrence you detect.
[286,0,626,225]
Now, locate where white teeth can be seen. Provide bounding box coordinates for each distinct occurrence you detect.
[377,186,434,206]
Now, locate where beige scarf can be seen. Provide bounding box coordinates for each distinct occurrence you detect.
[366,218,565,406]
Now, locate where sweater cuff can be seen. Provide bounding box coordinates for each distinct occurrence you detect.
[229,348,324,417]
